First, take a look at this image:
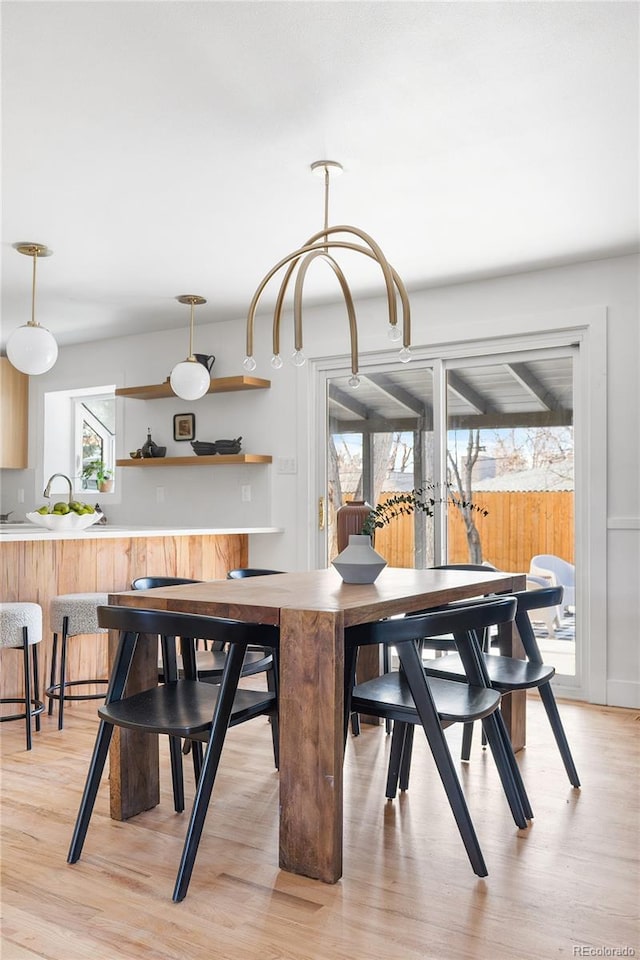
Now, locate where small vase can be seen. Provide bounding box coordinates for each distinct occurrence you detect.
[332,534,387,584]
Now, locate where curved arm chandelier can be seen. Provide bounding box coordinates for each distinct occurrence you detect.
[243,160,412,387]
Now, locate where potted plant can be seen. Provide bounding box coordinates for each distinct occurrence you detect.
[332,484,488,583]
[82,460,113,493]
[360,483,488,538]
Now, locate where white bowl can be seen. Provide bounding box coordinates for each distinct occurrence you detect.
[26,510,103,531]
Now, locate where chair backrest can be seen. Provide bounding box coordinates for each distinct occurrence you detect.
[529,555,575,588]
[131,576,201,591]
[97,605,279,687]
[226,569,284,579]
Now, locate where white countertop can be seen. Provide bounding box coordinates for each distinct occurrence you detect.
[0,524,283,542]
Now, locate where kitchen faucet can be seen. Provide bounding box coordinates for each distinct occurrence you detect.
[43,473,73,503]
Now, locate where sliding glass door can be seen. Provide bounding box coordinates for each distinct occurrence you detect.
[324,343,576,677]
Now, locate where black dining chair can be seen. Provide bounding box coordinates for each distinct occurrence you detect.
[428,565,580,785]
[67,605,279,902]
[131,576,278,810]
[344,597,532,878]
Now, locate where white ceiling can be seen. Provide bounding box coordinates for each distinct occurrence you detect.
[1,1,638,352]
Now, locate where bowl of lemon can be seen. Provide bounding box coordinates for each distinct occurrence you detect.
[26,501,103,531]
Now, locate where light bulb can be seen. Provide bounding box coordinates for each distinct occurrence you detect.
[399,346,412,363]
[6,324,58,375]
[290,349,307,368]
[243,355,257,372]
[348,374,361,388]
[387,323,401,342]
[169,358,210,400]
[270,354,283,370]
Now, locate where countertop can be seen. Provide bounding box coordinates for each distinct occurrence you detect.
[0,524,283,542]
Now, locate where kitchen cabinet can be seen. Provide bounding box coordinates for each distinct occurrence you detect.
[0,358,28,468]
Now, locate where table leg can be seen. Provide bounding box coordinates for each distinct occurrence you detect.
[497,574,527,752]
[278,608,344,883]
[108,630,159,820]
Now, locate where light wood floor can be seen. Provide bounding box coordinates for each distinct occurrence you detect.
[1,695,638,960]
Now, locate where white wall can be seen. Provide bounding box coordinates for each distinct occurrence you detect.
[2,253,638,707]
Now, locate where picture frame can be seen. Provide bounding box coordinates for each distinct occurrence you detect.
[173,412,196,442]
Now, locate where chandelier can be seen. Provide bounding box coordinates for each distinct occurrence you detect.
[243,160,411,387]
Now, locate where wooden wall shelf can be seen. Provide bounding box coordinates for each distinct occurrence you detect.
[115,375,270,400]
[116,454,272,467]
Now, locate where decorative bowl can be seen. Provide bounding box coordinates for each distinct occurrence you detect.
[190,441,217,456]
[26,510,103,531]
[214,437,242,454]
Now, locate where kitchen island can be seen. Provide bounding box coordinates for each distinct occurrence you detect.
[0,524,281,707]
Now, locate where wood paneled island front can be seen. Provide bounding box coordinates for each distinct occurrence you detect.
[0,524,280,705]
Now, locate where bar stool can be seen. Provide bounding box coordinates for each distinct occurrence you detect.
[47,592,109,729]
[0,602,45,749]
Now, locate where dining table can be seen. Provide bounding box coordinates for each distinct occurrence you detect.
[107,566,526,883]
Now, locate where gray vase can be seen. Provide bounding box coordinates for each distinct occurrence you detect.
[332,534,387,584]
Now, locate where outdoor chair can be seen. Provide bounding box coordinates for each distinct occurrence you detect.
[529,554,575,611]
[67,606,279,902]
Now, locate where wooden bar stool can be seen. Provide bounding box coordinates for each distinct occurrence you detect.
[0,602,45,749]
[47,592,109,729]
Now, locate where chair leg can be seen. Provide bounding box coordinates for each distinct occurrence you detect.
[22,628,32,751]
[398,642,488,877]
[67,719,115,863]
[382,645,392,734]
[32,644,41,733]
[58,617,69,730]
[461,722,474,761]
[385,721,408,798]
[481,712,532,826]
[168,736,185,813]
[538,682,580,787]
[172,643,247,901]
[266,655,279,769]
[48,632,58,716]
[398,724,414,792]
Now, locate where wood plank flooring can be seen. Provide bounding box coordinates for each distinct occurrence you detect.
[1,695,638,960]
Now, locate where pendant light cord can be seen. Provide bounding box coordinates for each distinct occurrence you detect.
[188,300,195,358]
[31,249,38,326]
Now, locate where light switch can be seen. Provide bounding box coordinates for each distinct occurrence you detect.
[277,457,297,475]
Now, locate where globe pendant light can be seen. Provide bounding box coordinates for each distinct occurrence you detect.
[169,295,211,400]
[243,160,412,387]
[7,242,58,375]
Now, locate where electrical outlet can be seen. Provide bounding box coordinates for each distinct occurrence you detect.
[277,457,297,475]
[241,484,252,502]
[156,486,165,503]
[17,488,25,503]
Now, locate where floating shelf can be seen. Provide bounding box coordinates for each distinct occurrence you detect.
[115,375,271,401]
[117,454,271,468]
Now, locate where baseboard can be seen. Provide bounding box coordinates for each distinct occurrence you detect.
[606,679,640,709]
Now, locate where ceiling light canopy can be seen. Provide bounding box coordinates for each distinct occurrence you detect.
[243,160,411,387]
[6,242,58,376]
[169,295,211,401]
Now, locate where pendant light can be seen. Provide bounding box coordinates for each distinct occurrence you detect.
[6,242,58,375]
[243,161,411,387]
[169,295,210,400]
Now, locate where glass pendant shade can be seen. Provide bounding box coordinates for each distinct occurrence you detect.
[6,323,58,375]
[8,242,57,376]
[170,358,210,400]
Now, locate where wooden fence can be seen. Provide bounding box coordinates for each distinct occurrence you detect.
[360,490,574,572]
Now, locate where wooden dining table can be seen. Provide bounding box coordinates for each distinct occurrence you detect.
[107,566,526,883]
